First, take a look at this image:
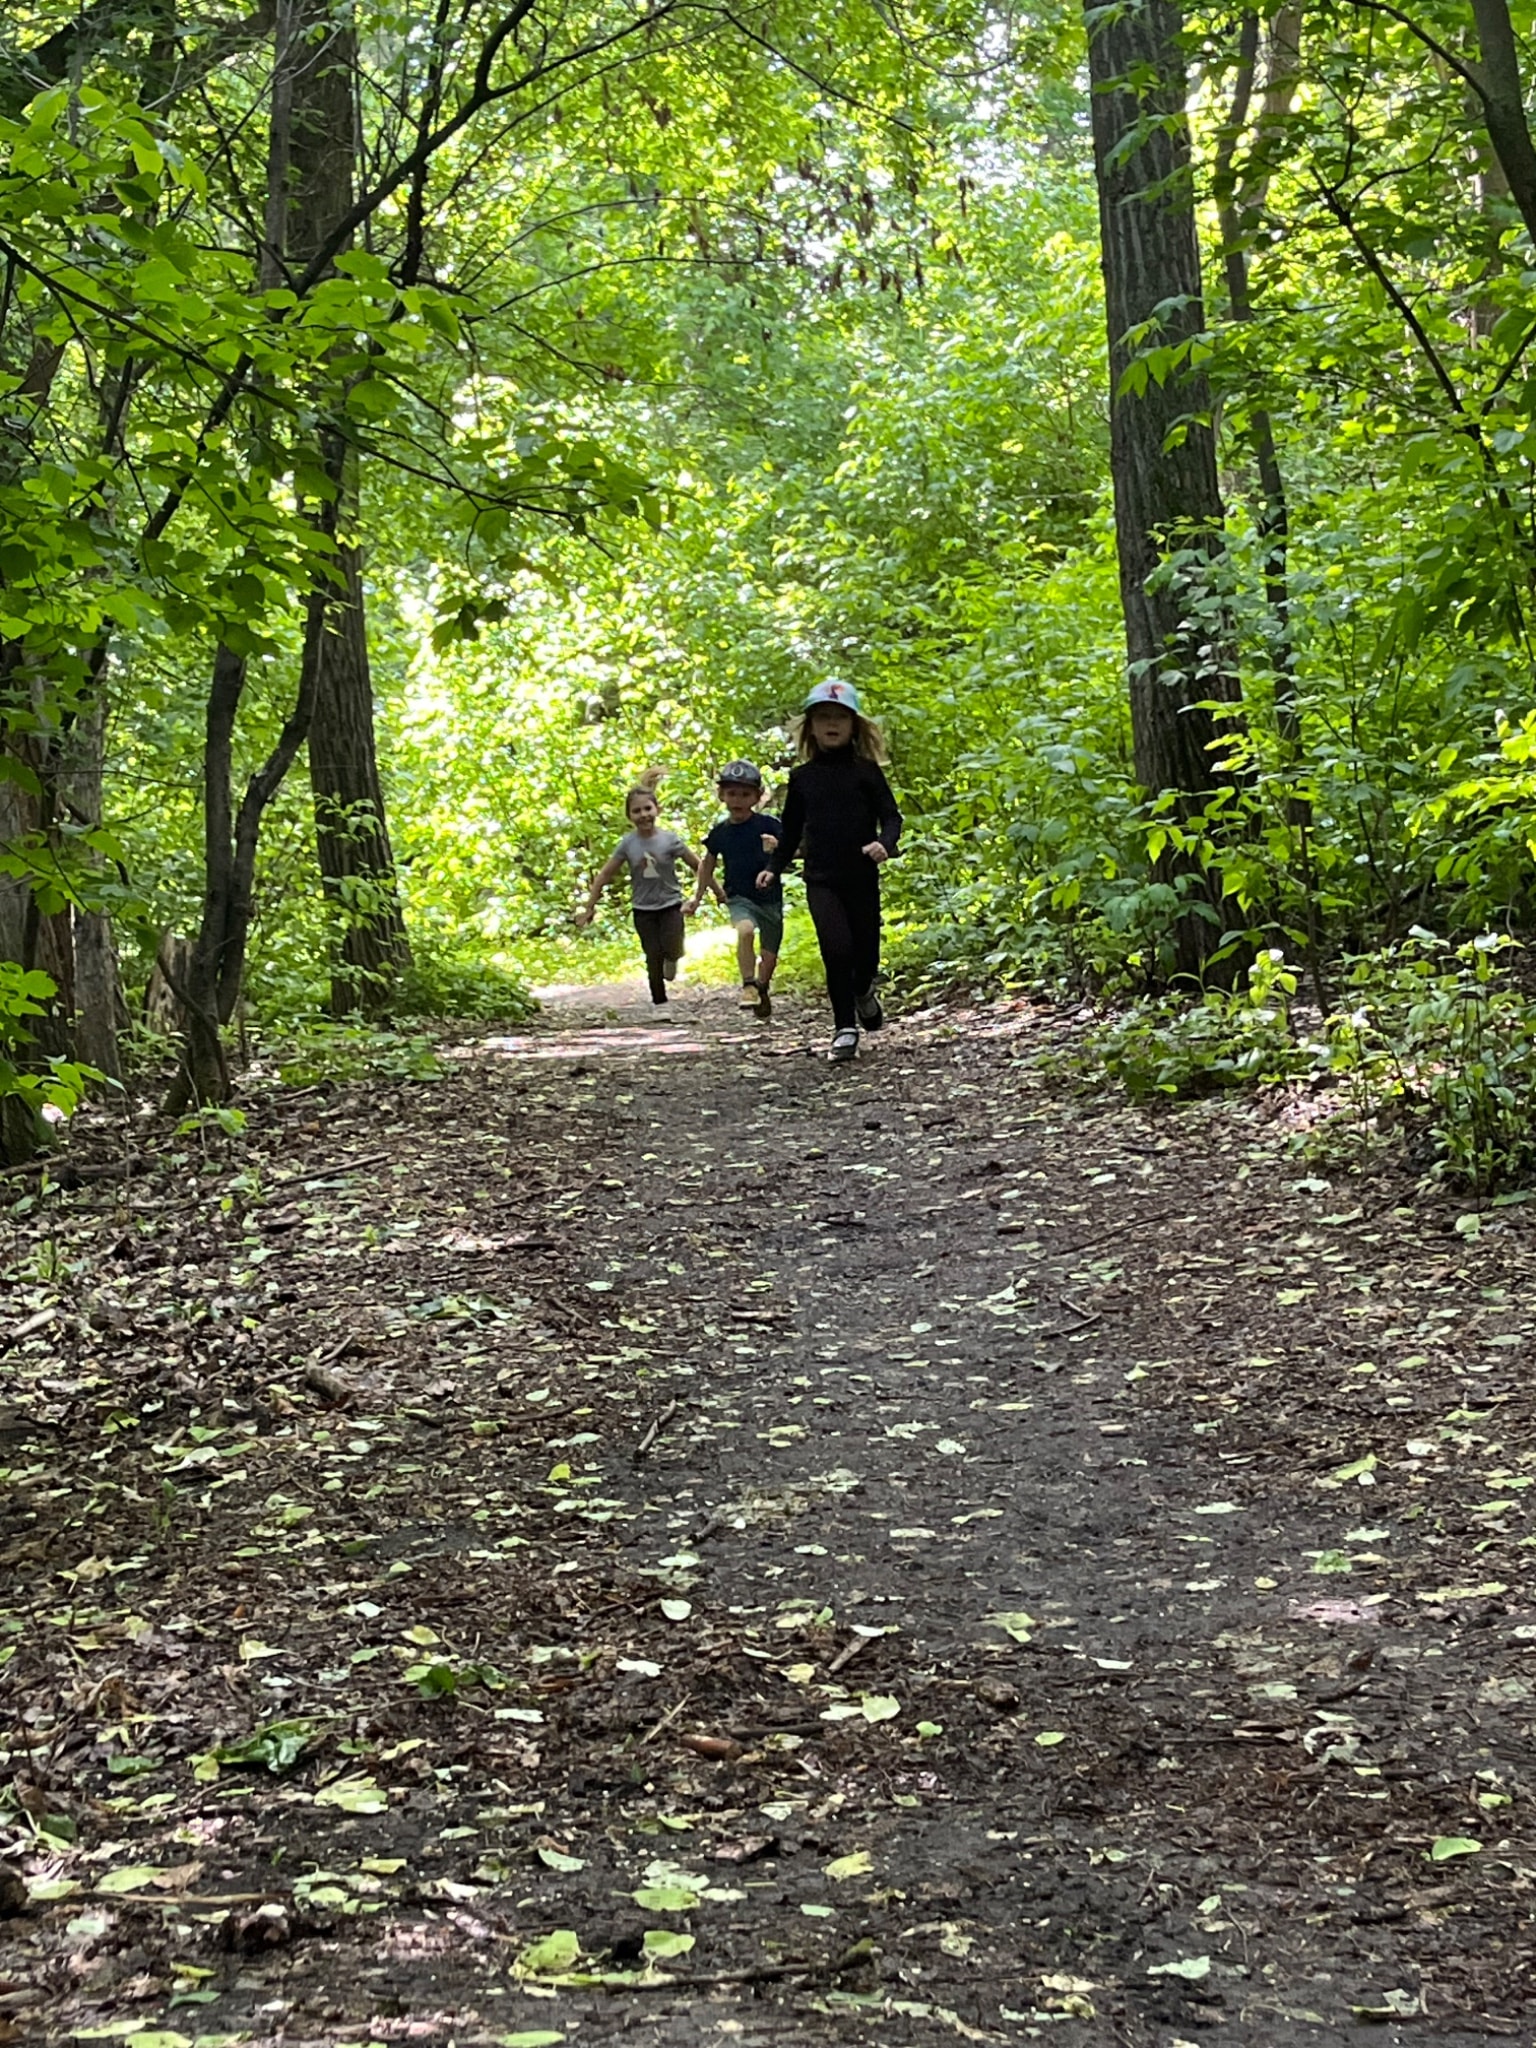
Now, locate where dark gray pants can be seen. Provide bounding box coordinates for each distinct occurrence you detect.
[633,905,684,1002]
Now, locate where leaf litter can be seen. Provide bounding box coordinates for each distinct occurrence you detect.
[3,984,1536,2041]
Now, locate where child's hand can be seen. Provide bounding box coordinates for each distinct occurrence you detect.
[713,887,728,906]
[862,841,889,864]
[682,896,699,917]
[760,832,778,852]
[574,906,594,927]
[755,867,776,891]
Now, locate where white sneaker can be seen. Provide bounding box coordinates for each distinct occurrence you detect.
[829,1028,859,1063]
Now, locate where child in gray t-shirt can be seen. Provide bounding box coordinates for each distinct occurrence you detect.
[576,775,714,1006]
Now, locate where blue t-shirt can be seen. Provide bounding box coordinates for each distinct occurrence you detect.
[706,813,784,903]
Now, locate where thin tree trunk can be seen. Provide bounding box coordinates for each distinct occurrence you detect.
[1214,7,1301,749]
[308,546,411,1012]
[286,0,410,1013]
[62,700,124,1085]
[1468,0,1536,246]
[167,606,326,1111]
[1084,0,1242,976]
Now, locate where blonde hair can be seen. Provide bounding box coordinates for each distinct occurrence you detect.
[625,767,664,817]
[792,709,889,765]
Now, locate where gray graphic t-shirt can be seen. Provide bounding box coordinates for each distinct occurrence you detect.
[616,827,686,910]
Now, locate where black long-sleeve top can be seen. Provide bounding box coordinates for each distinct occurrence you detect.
[769,746,902,884]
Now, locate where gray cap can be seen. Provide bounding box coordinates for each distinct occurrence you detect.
[716,760,762,787]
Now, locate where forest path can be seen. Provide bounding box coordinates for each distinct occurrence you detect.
[4,980,1534,2046]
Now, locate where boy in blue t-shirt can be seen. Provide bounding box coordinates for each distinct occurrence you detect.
[686,761,783,1017]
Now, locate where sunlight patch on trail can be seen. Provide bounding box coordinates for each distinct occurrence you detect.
[478,1026,718,1059]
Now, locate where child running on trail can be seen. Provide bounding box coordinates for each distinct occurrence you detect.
[685,761,783,1019]
[758,681,901,1063]
[575,772,707,1008]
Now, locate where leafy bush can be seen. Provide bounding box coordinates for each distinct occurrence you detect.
[0,965,100,1152]
[1076,934,1536,1198]
[396,945,537,1022]
[1081,950,1308,1101]
[1324,933,1536,1196]
[264,1021,449,1087]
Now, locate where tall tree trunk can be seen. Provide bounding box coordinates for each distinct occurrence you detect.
[308,547,411,1012]
[1214,7,1301,750]
[62,700,125,1086]
[1084,0,1242,977]
[287,0,410,1014]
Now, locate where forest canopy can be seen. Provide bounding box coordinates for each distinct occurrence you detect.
[7,0,1536,1184]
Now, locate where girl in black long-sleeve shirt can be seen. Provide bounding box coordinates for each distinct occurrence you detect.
[758,680,901,1062]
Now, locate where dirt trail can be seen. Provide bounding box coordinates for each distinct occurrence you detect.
[3,978,1535,2046]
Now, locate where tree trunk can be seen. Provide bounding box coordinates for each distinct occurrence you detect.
[63,699,125,1086]
[286,0,410,1014]
[1214,6,1301,750]
[308,546,411,1013]
[1084,0,1242,976]
[1469,0,1536,248]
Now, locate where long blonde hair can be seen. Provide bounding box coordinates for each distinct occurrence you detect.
[792,710,889,765]
[624,766,665,817]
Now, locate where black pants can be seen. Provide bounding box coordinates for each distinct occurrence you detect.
[806,868,881,1030]
[633,905,684,1003]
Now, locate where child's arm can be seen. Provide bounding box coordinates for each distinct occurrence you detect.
[760,782,802,888]
[862,765,902,863]
[692,847,729,913]
[575,851,624,925]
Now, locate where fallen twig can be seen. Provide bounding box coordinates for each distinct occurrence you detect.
[827,1633,871,1677]
[635,1399,678,1458]
[639,1694,692,1746]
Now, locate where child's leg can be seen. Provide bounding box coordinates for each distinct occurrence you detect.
[755,904,783,989]
[658,903,685,980]
[805,881,857,1029]
[632,909,667,1003]
[734,918,758,986]
[849,871,882,996]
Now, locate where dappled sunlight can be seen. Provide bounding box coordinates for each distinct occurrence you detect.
[479,1024,716,1058]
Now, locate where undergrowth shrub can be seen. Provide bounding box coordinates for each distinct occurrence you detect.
[1079,950,1309,1100]
[1077,934,1536,1197]
[396,944,537,1022]
[1323,933,1536,1196]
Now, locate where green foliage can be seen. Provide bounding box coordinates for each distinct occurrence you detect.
[1075,935,1536,1197]
[0,963,99,1134]
[1323,934,1536,1198]
[267,1021,448,1088]
[396,946,537,1023]
[1079,951,1308,1102]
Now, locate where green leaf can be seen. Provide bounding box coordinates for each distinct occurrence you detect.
[1428,1835,1481,1862]
[1147,1955,1211,1980]
[97,1865,166,1893]
[824,1851,873,1880]
[515,1929,581,1977]
[313,1774,387,1813]
[642,1928,696,1959]
[633,1884,700,1911]
[537,1845,585,1872]
[860,1694,900,1722]
[211,1717,319,1774]
[986,1610,1034,1643]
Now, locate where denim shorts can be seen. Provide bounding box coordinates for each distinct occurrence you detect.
[727,895,784,951]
